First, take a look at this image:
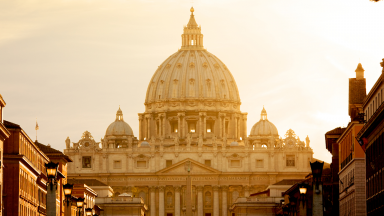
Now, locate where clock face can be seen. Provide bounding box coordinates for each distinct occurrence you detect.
[84,142,90,147]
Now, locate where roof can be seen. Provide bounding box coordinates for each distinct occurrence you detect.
[325,127,346,135]
[4,120,21,129]
[272,179,305,186]
[35,141,73,162]
[67,179,108,186]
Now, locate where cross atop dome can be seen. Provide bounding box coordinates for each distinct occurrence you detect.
[181,7,204,50]
[116,106,124,121]
[261,106,268,120]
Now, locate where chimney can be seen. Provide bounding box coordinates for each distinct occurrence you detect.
[348,63,366,120]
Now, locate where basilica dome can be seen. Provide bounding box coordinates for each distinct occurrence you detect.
[144,8,240,106]
[105,107,134,137]
[249,107,278,137]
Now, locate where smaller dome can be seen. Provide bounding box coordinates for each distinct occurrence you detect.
[140,141,150,148]
[230,141,239,146]
[105,107,134,137]
[250,107,278,137]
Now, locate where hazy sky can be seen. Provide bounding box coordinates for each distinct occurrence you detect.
[1,0,384,162]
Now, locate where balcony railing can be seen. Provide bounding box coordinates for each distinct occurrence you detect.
[341,153,353,170]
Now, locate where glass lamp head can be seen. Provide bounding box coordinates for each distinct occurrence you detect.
[76,197,85,208]
[63,184,73,196]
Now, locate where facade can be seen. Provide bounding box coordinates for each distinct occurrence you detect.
[65,8,314,216]
[72,184,98,211]
[35,141,73,216]
[357,59,384,216]
[0,94,11,216]
[325,63,367,216]
[3,120,50,216]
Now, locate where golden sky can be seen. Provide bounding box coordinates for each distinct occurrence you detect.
[1,0,384,162]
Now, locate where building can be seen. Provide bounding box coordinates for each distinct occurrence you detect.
[0,94,11,216]
[65,8,314,216]
[230,179,305,216]
[324,63,367,216]
[3,120,50,216]
[35,141,73,216]
[357,59,384,216]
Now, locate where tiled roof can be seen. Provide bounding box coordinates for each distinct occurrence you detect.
[67,179,108,186]
[325,127,346,135]
[272,179,305,185]
[4,120,21,129]
[35,141,63,154]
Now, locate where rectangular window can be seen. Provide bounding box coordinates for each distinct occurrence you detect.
[172,122,178,133]
[205,160,211,167]
[231,160,240,167]
[189,122,196,133]
[286,155,295,167]
[113,160,122,169]
[166,160,173,167]
[206,122,214,133]
[256,159,264,168]
[137,161,147,168]
[82,156,92,168]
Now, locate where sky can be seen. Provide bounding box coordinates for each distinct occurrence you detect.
[1,0,384,163]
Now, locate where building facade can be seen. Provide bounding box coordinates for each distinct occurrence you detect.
[0,94,11,216]
[357,59,384,216]
[65,8,314,216]
[325,63,367,216]
[3,120,50,216]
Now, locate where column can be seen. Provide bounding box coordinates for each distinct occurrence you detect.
[197,35,200,46]
[243,115,247,139]
[237,117,241,139]
[197,186,203,216]
[162,114,166,138]
[222,186,228,216]
[159,186,165,216]
[222,118,226,138]
[139,115,143,140]
[203,115,207,138]
[175,186,181,216]
[151,186,156,216]
[147,116,151,140]
[177,114,181,137]
[213,186,219,216]
[199,113,203,136]
[244,185,250,197]
[234,117,238,140]
[219,114,223,139]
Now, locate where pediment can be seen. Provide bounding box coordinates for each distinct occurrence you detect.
[156,158,221,175]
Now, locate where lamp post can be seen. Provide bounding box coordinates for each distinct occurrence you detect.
[310,161,324,216]
[85,208,93,216]
[63,184,73,216]
[45,161,59,216]
[289,196,297,216]
[77,197,85,216]
[282,205,289,216]
[298,183,307,216]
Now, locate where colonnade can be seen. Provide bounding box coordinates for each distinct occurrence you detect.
[138,112,248,141]
[145,185,250,216]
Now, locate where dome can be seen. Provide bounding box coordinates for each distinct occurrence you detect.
[140,141,150,148]
[144,8,240,106]
[230,141,239,146]
[250,107,278,137]
[105,107,134,137]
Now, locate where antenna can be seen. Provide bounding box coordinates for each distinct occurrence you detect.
[35,118,39,141]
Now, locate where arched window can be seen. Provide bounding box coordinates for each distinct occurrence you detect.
[139,191,146,203]
[232,191,239,203]
[167,192,173,206]
[261,144,267,149]
[205,191,212,206]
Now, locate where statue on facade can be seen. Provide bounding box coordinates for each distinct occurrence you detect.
[198,134,203,147]
[174,135,180,146]
[186,133,191,149]
[306,135,310,148]
[128,137,133,149]
[65,137,71,149]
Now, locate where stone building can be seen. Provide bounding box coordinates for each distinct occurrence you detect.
[0,94,11,216]
[357,59,384,216]
[65,8,314,216]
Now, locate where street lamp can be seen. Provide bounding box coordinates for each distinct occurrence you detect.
[45,162,59,189]
[310,161,324,194]
[85,208,93,216]
[289,196,297,216]
[63,184,73,205]
[76,197,85,216]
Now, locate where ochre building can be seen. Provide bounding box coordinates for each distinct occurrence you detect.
[65,8,314,216]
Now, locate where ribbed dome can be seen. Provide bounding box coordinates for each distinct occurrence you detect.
[144,8,240,104]
[250,107,278,137]
[105,107,134,137]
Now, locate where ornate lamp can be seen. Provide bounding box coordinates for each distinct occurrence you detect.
[298,182,308,206]
[63,183,74,207]
[310,161,324,194]
[77,197,85,216]
[45,161,59,190]
[85,208,93,216]
[282,205,289,216]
